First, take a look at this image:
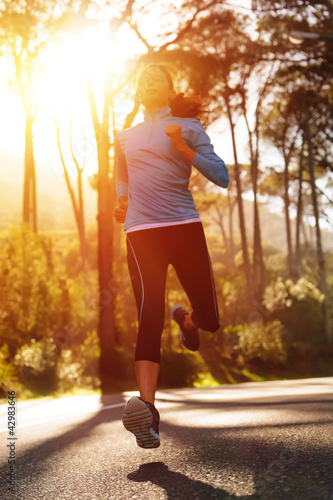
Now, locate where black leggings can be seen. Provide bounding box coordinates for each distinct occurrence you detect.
[126,221,220,364]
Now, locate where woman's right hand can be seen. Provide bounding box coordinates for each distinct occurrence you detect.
[113,197,128,224]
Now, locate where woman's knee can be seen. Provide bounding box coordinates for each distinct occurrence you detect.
[195,314,220,333]
[203,320,221,332]
[135,343,161,364]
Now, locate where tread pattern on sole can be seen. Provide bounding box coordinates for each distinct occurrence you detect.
[122,397,160,449]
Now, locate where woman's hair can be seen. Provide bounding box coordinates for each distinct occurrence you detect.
[138,63,206,121]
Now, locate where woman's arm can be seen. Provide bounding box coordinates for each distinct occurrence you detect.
[165,122,229,188]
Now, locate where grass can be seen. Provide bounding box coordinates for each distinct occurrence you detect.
[0,386,101,405]
[192,373,221,387]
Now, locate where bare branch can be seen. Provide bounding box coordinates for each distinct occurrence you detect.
[159,0,220,51]
[127,20,154,53]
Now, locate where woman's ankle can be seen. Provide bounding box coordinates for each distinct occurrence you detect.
[184,312,196,330]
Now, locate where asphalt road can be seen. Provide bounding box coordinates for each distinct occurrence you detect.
[0,376,333,500]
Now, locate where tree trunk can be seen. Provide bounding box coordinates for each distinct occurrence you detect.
[305,120,331,344]
[87,74,116,392]
[295,138,304,276]
[301,219,309,248]
[220,218,230,265]
[97,136,116,384]
[225,95,253,302]
[242,93,265,299]
[214,206,231,265]
[55,123,88,267]
[77,170,88,266]
[227,190,235,268]
[253,116,265,298]
[283,149,294,277]
[111,100,122,265]
[23,106,37,232]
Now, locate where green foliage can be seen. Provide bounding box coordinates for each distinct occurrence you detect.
[236,320,289,365]
[10,329,101,394]
[0,225,63,350]
[0,344,19,396]
[266,252,288,275]
[159,349,208,387]
[14,337,58,393]
[15,338,56,372]
[262,277,325,341]
[58,328,100,391]
[220,274,251,325]
[0,225,98,394]
[0,225,97,345]
[57,349,84,393]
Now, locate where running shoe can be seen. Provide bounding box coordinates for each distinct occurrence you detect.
[122,396,160,449]
[170,304,200,351]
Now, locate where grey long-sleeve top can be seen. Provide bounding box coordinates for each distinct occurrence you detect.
[115,106,229,231]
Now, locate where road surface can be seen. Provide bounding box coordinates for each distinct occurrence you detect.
[0,376,333,499]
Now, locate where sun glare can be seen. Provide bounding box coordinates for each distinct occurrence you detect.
[0,10,171,167]
[36,22,142,121]
[17,21,144,174]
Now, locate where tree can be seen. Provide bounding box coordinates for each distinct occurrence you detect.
[0,0,75,232]
[52,110,88,267]
[252,0,332,343]
[261,95,302,277]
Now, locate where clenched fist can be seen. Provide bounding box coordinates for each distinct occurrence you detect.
[165,124,184,151]
[113,197,128,224]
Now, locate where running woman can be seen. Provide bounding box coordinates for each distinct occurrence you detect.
[114,64,229,449]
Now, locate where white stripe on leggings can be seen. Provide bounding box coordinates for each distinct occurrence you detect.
[126,236,145,329]
[206,247,220,324]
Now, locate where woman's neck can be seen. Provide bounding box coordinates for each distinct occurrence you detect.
[145,103,169,116]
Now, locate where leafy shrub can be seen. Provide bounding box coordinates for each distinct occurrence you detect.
[0,225,98,394]
[14,338,58,392]
[57,349,85,392]
[0,345,19,396]
[220,274,251,325]
[15,338,56,372]
[262,277,325,341]
[236,319,289,365]
[159,349,207,387]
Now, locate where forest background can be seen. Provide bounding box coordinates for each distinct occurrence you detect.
[0,0,332,400]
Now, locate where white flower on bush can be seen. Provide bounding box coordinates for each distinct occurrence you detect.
[237,320,288,364]
[14,339,56,372]
[263,276,324,312]
[57,349,83,382]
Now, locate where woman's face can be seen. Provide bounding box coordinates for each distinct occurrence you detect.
[138,67,175,108]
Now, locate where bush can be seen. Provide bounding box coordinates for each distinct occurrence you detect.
[0,225,98,394]
[0,345,20,397]
[159,349,207,387]
[57,329,101,391]
[262,277,325,342]
[220,274,252,326]
[14,338,58,393]
[236,319,289,365]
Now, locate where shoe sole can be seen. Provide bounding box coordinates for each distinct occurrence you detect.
[122,397,160,449]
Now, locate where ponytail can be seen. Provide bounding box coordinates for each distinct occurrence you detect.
[169,93,206,120]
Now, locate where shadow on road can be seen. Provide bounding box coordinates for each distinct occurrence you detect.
[155,403,333,499]
[1,392,332,499]
[128,461,238,498]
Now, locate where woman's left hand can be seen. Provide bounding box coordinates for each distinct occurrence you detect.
[165,124,184,151]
